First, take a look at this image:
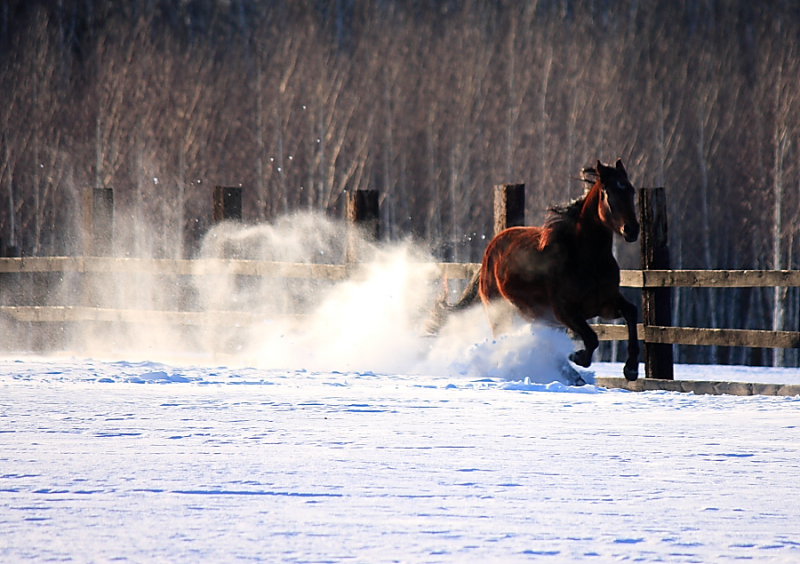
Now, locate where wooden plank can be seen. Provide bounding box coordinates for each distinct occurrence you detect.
[0,257,349,279]
[0,257,476,280]
[614,269,800,288]
[596,377,800,397]
[0,257,83,273]
[436,262,481,279]
[645,326,800,349]
[0,305,272,326]
[619,270,643,287]
[78,257,194,275]
[641,270,800,287]
[191,259,348,280]
[2,258,799,287]
[594,323,800,349]
[0,256,192,274]
[592,323,645,341]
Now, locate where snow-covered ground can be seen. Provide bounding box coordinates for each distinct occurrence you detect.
[2,355,799,563]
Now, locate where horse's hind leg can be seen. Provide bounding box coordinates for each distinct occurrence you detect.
[479,258,517,336]
[484,299,516,336]
[617,295,639,381]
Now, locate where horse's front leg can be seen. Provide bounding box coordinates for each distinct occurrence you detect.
[617,294,639,381]
[558,310,599,368]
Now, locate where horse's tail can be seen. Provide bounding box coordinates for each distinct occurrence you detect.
[424,268,481,335]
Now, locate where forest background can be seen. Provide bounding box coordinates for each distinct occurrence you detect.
[1,0,798,366]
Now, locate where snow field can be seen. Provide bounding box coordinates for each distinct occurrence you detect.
[2,358,799,563]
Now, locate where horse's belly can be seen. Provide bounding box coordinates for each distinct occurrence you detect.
[565,278,621,319]
[494,269,554,318]
[553,271,619,319]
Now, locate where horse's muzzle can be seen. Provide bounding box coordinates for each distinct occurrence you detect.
[622,223,639,242]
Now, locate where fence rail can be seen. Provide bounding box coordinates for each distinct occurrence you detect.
[624,269,800,288]
[592,322,800,349]
[2,256,798,348]
[5,257,800,288]
[0,256,351,279]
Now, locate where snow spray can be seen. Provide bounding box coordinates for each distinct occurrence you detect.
[43,211,588,385]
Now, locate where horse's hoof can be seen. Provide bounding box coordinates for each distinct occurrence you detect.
[569,351,591,368]
[623,366,639,381]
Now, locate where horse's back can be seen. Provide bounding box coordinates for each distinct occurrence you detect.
[485,226,546,254]
[479,226,550,304]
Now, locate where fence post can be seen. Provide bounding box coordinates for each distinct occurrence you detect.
[213,186,243,222]
[91,187,114,256]
[77,187,114,315]
[2,238,19,257]
[639,187,674,379]
[345,189,380,263]
[493,183,525,235]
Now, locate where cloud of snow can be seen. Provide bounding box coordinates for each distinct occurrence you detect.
[191,213,589,385]
[238,236,440,374]
[41,211,587,385]
[421,307,593,385]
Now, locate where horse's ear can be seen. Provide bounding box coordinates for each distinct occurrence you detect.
[596,160,612,180]
[615,159,626,174]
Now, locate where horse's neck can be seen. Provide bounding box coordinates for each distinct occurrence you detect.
[576,186,614,254]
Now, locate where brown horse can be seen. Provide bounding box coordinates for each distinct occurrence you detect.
[435,159,640,381]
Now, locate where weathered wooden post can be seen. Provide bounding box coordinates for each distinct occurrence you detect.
[213,186,243,222]
[639,187,674,379]
[78,187,114,313]
[2,239,19,257]
[91,187,114,256]
[211,186,244,259]
[346,189,380,263]
[493,183,525,235]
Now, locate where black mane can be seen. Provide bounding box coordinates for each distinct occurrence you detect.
[544,194,586,230]
[544,165,599,230]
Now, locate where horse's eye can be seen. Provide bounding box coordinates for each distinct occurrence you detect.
[617,181,634,194]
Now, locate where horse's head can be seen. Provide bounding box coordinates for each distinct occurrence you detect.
[595,159,639,242]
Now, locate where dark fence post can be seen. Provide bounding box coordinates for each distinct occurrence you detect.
[639,187,674,379]
[493,183,525,235]
[92,187,114,256]
[2,237,19,257]
[77,187,114,312]
[213,186,243,222]
[346,189,380,263]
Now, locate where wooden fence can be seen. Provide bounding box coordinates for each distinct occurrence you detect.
[1,184,799,393]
